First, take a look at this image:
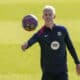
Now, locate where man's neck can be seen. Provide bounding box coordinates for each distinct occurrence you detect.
[45,22,55,30]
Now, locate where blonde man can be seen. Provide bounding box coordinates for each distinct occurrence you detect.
[21,5,80,80]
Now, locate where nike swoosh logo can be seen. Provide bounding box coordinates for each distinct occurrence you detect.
[44,35,48,37]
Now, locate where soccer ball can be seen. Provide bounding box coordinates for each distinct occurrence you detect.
[22,14,38,31]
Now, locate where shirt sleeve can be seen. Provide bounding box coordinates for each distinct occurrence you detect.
[65,28,80,64]
[27,33,39,49]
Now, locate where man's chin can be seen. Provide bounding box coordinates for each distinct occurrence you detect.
[46,22,52,24]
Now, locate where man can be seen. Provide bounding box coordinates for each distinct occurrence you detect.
[21,5,80,80]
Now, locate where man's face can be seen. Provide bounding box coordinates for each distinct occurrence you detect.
[42,9,55,24]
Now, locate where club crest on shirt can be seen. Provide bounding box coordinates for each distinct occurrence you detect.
[57,31,62,36]
[51,41,60,50]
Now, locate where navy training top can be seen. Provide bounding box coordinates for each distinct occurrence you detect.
[27,24,79,74]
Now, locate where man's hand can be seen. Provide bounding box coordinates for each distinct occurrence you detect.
[21,42,28,51]
[76,64,80,75]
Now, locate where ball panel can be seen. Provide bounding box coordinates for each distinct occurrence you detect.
[22,14,38,31]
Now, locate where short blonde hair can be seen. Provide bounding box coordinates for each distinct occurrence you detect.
[43,5,56,15]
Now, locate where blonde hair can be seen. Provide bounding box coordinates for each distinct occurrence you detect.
[43,5,56,15]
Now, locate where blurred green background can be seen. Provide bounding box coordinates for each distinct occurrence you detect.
[0,0,80,80]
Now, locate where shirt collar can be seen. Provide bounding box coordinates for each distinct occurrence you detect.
[44,24,56,31]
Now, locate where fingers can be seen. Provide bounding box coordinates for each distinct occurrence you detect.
[21,43,28,51]
[77,70,80,75]
[21,45,26,51]
[76,64,80,75]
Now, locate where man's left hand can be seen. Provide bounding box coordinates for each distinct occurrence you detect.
[76,64,80,75]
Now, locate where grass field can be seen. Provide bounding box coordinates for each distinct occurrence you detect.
[0,0,80,80]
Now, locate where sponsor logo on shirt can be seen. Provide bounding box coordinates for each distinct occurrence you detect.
[51,41,60,50]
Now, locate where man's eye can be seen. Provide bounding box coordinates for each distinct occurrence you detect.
[45,14,47,16]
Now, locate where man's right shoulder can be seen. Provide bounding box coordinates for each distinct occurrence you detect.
[37,26,46,36]
[32,26,46,38]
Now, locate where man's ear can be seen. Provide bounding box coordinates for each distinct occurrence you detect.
[53,15,56,19]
